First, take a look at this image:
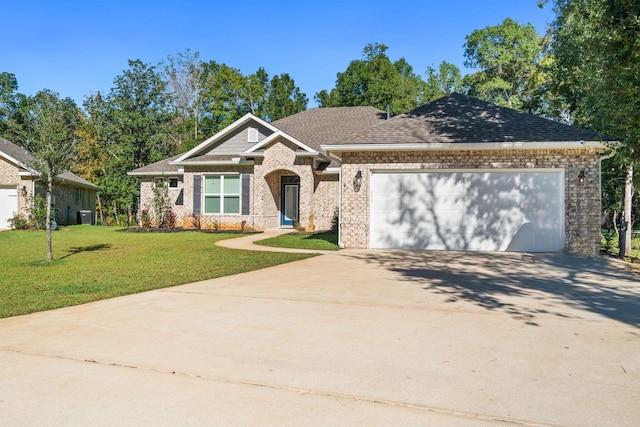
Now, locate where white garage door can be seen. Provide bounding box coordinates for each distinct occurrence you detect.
[370,170,565,252]
[0,186,19,229]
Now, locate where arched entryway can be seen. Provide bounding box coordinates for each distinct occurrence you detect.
[262,170,302,229]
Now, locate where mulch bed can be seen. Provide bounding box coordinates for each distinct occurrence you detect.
[120,227,260,234]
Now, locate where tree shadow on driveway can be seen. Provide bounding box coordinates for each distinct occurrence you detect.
[347,250,640,327]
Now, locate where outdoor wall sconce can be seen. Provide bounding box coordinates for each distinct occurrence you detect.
[578,170,586,183]
[353,170,363,192]
[20,185,27,197]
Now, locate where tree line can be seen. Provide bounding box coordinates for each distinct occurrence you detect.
[0,51,309,226]
[0,0,637,255]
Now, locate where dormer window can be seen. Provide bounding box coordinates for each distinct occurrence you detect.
[248,127,259,143]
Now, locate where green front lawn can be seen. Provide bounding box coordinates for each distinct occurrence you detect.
[0,226,314,318]
[255,231,340,251]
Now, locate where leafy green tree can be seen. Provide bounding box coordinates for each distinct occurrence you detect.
[199,61,248,133]
[0,72,20,136]
[542,0,640,256]
[244,68,270,116]
[9,90,79,261]
[315,43,427,115]
[264,73,308,121]
[197,63,306,128]
[424,61,463,101]
[463,18,545,111]
[85,59,172,223]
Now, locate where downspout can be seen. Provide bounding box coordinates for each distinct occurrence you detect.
[338,167,345,248]
[599,147,617,208]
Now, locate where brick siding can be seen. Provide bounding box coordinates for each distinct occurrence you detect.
[339,148,604,256]
[139,138,339,232]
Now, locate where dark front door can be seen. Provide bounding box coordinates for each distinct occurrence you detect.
[280,176,300,226]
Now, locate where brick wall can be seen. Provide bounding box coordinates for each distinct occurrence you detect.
[339,148,604,256]
[1,157,36,219]
[49,183,97,225]
[142,138,340,232]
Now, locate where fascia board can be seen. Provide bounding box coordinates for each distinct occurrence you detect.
[322,140,609,154]
[127,170,185,177]
[1,151,36,174]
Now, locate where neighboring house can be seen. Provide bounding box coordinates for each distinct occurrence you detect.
[129,94,613,256]
[0,136,99,229]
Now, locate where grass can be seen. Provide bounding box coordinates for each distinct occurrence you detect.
[255,231,340,251]
[600,232,640,264]
[0,226,314,319]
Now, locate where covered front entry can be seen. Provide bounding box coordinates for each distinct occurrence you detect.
[280,176,300,226]
[370,170,565,252]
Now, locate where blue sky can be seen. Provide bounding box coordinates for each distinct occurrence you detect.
[2,1,555,108]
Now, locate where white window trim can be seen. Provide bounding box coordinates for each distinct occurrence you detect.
[203,174,241,215]
[168,177,180,189]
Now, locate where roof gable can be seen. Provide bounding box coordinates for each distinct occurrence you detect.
[339,93,612,145]
[243,130,318,155]
[174,113,278,163]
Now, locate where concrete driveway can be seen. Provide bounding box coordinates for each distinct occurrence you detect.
[1,248,639,426]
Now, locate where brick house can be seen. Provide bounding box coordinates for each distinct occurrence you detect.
[0,136,99,228]
[129,94,612,256]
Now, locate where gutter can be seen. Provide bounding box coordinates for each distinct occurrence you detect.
[127,170,185,177]
[322,140,608,158]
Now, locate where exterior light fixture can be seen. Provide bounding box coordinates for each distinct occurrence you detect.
[20,185,27,197]
[578,170,586,183]
[353,170,363,192]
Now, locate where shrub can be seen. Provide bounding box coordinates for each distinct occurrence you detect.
[190,213,201,230]
[602,229,616,252]
[28,195,47,230]
[140,208,152,228]
[8,214,28,230]
[331,207,339,233]
[161,209,177,229]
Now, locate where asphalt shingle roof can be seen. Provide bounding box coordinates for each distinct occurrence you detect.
[0,136,98,189]
[128,154,183,174]
[341,93,612,144]
[272,106,387,150]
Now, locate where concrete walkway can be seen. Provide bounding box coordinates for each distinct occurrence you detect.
[215,229,338,254]
[0,243,639,426]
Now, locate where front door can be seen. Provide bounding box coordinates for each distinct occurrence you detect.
[280,176,300,226]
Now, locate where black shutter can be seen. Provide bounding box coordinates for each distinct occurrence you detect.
[193,175,202,214]
[241,174,250,215]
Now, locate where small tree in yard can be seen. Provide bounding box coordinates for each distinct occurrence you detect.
[151,180,171,227]
[10,90,79,262]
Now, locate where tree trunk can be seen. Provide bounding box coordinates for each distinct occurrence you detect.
[619,164,634,257]
[97,194,105,225]
[45,175,53,262]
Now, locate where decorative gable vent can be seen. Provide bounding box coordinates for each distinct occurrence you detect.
[248,127,259,143]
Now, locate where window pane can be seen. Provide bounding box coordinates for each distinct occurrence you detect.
[224,175,240,194]
[224,196,240,214]
[204,176,220,194]
[204,196,220,213]
[169,178,179,188]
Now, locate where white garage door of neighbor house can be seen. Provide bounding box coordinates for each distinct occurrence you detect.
[0,186,18,229]
[370,170,565,252]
